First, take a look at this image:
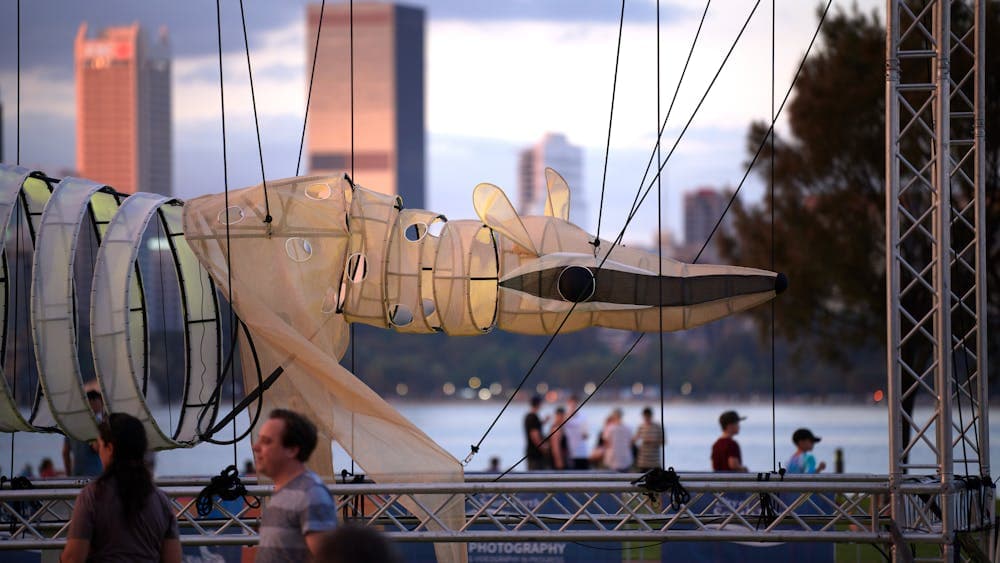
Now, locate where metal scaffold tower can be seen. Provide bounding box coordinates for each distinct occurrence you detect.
[886,0,993,560]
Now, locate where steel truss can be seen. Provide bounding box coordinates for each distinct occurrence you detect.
[886,0,993,561]
[0,474,987,550]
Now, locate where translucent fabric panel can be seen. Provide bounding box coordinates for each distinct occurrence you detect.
[91,193,176,449]
[432,221,497,335]
[159,203,222,444]
[0,165,34,432]
[341,187,400,327]
[543,167,571,220]
[184,175,464,563]
[31,178,118,441]
[18,176,56,428]
[386,209,442,333]
[472,183,537,255]
[420,232,442,330]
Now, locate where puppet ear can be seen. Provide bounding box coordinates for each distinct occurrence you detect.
[543,168,571,221]
[472,183,539,255]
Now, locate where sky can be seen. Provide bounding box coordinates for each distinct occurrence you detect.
[0,0,884,246]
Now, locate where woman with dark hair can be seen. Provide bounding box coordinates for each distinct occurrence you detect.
[61,413,181,563]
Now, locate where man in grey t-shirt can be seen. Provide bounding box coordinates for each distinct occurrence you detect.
[253,409,337,562]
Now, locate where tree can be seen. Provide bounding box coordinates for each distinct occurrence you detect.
[719,3,999,391]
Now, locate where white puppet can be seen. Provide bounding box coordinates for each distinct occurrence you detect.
[0,164,785,563]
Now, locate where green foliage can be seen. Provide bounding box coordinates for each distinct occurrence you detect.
[718,3,1000,388]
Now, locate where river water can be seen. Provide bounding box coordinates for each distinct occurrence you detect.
[1,401,997,478]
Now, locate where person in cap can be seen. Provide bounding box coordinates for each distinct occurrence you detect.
[711,410,747,472]
[786,428,826,474]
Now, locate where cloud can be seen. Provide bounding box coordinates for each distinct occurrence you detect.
[0,68,75,119]
[172,19,306,126]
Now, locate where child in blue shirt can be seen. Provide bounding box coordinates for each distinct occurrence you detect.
[787,428,827,474]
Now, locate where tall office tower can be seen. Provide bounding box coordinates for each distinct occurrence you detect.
[682,187,729,262]
[306,3,425,209]
[75,23,171,196]
[516,133,586,229]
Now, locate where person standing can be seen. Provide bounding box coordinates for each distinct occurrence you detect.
[602,409,634,472]
[562,395,590,470]
[62,413,181,563]
[62,390,105,477]
[548,407,569,470]
[787,428,827,474]
[711,410,748,472]
[523,395,548,470]
[634,407,665,472]
[253,409,338,562]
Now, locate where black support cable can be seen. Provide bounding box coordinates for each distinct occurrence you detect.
[494,334,645,480]
[471,0,834,466]
[296,0,326,176]
[593,0,627,246]
[769,0,777,473]
[627,0,712,221]
[349,0,357,476]
[236,0,272,228]
[694,0,833,264]
[10,0,21,476]
[468,0,753,463]
[16,0,20,166]
[606,0,763,261]
[656,0,666,470]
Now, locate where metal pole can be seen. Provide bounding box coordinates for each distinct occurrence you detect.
[884,2,904,561]
[971,2,994,554]
[932,3,953,557]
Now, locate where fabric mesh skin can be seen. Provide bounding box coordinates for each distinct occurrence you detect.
[183,176,465,563]
[0,166,35,432]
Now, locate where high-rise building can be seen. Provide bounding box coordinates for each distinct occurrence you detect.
[517,133,585,228]
[75,23,171,196]
[306,3,425,209]
[682,187,729,262]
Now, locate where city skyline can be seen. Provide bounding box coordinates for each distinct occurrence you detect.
[0,1,883,244]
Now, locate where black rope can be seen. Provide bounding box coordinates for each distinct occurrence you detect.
[10,0,20,477]
[694,0,833,264]
[236,0,272,229]
[627,0,712,221]
[769,0,777,473]
[632,467,690,510]
[493,334,644,480]
[593,0,626,246]
[9,195,20,478]
[608,0,763,262]
[469,0,753,464]
[15,0,20,166]
[466,299,587,465]
[754,470,784,529]
[655,0,666,471]
[349,0,356,477]
[296,0,326,176]
[215,0,239,465]
[195,465,259,517]
[488,0,836,473]
[197,319,265,445]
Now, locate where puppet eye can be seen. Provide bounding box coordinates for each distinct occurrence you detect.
[557,266,595,303]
